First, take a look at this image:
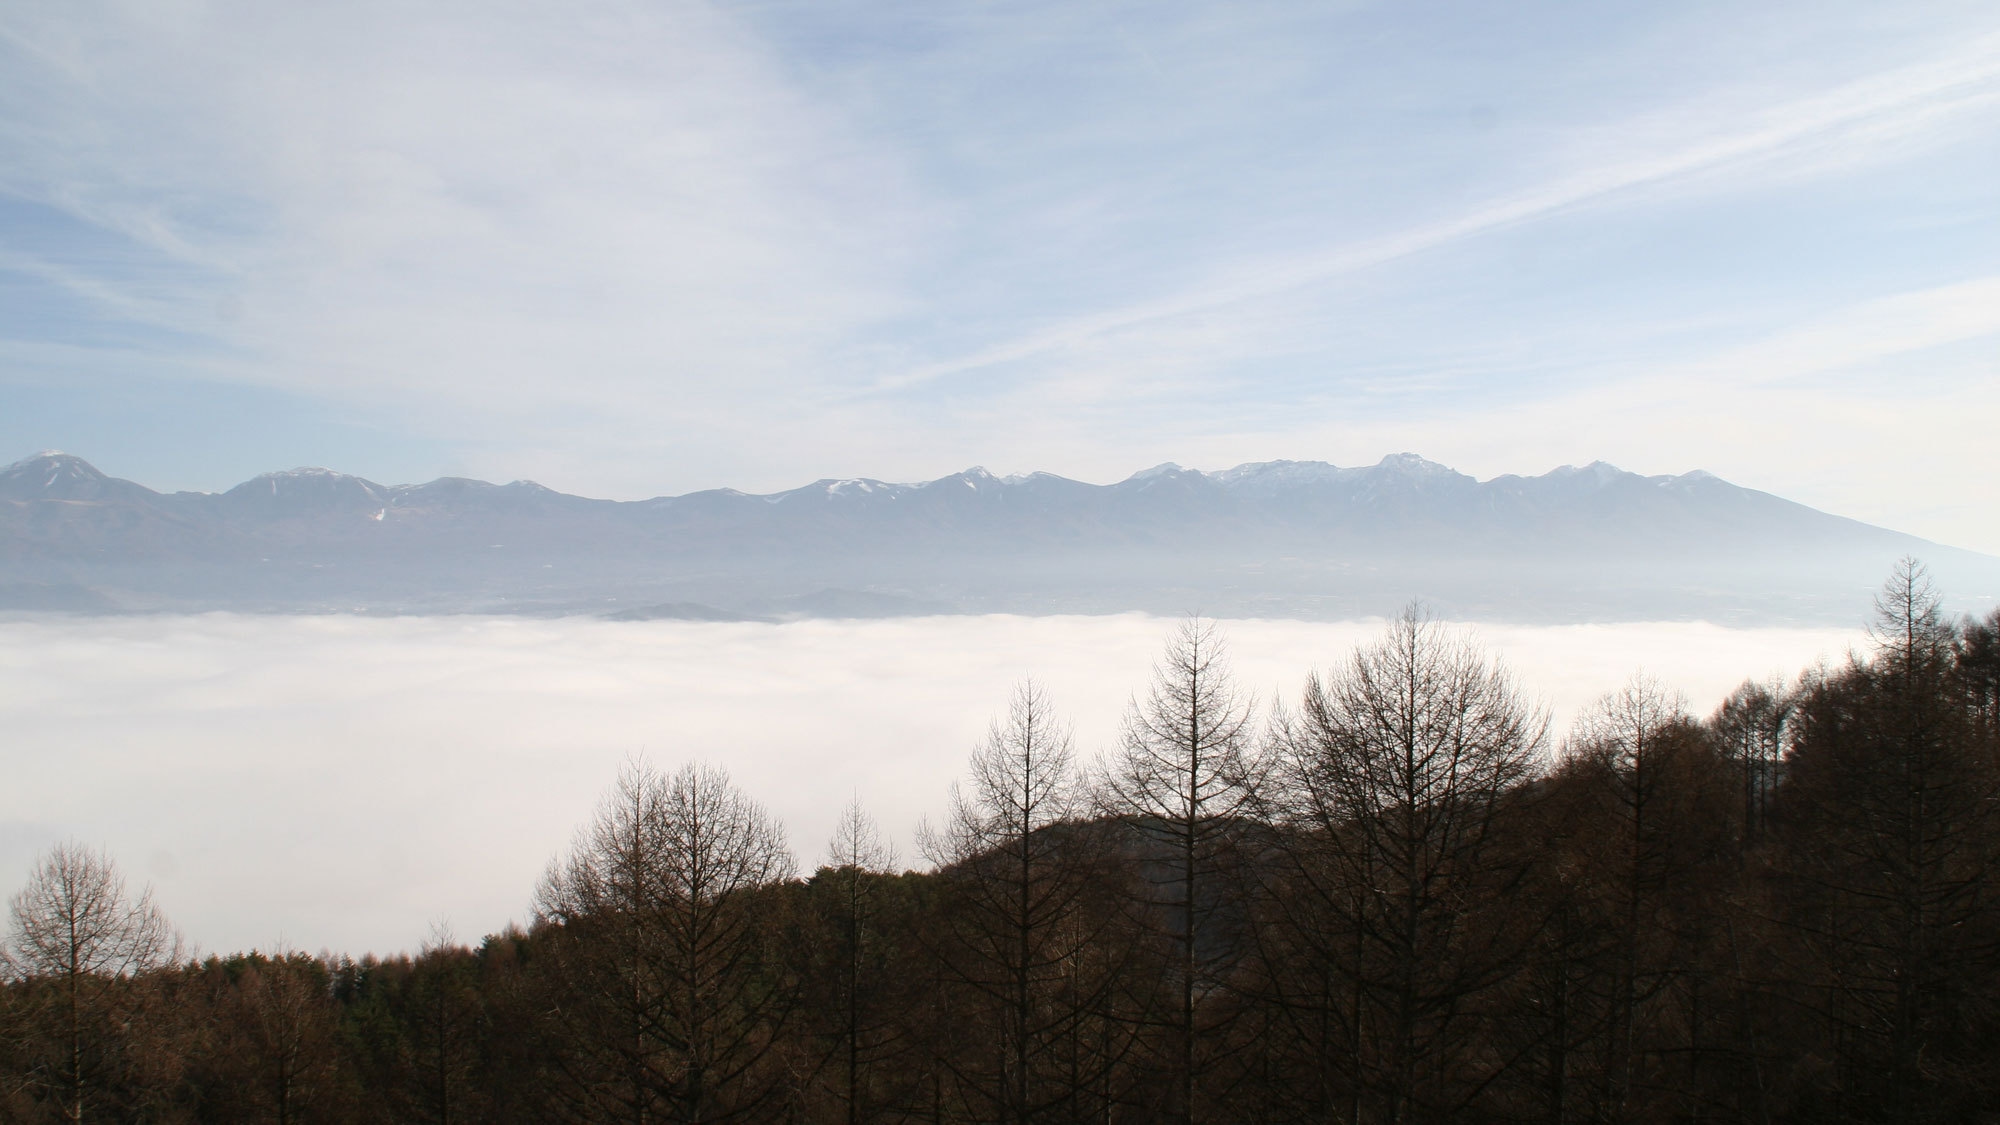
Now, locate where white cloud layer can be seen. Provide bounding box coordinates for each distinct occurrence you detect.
[0,612,1862,957]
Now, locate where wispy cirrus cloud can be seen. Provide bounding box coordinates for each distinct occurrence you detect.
[1223,273,2000,553]
[0,0,922,423]
[875,28,2000,393]
[0,0,1994,551]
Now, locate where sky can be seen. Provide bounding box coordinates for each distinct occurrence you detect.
[0,612,1862,955]
[1,1,1997,551]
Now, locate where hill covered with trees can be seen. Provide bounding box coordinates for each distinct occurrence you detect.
[4,561,1998,1123]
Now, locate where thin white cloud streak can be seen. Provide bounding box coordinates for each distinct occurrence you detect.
[0,0,921,419]
[1241,274,2000,554]
[895,268,2000,553]
[1,0,1994,550]
[0,613,1861,956]
[0,248,189,330]
[1706,276,2000,386]
[874,31,2000,391]
[7,6,1992,415]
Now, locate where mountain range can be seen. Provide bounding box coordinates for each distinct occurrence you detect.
[1,451,1992,624]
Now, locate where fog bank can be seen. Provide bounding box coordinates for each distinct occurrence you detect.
[0,613,1862,956]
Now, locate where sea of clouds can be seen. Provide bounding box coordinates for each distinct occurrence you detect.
[0,613,1866,957]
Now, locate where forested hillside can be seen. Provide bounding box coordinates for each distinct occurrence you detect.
[4,561,1998,1124]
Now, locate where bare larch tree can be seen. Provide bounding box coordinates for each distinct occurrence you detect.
[923,680,1133,1125]
[1100,618,1257,1125]
[536,760,795,1124]
[1267,606,1545,1124]
[1566,675,1692,1119]
[821,796,898,1125]
[5,841,176,1125]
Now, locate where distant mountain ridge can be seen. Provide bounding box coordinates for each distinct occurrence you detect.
[1,451,1990,624]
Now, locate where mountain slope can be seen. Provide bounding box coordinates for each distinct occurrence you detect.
[0,451,1988,623]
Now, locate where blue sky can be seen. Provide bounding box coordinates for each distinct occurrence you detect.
[2,0,1997,551]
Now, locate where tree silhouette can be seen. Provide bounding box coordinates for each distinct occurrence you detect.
[536,761,795,1123]
[5,841,176,1124]
[1266,606,1545,1123]
[1100,618,1258,1124]
[924,680,1137,1124]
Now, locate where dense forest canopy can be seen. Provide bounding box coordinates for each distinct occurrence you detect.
[5,560,1999,1124]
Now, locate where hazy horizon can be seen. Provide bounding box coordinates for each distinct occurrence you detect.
[0,446,1814,499]
[3,447,1987,563]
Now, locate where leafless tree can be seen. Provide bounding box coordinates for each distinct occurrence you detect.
[821,797,898,1125]
[1268,606,1546,1123]
[220,951,341,1125]
[1711,679,1791,843]
[536,760,795,1124]
[1566,675,1692,1118]
[829,798,895,877]
[1099,618,1258,1124]
[1778,558,2000,1122]
[408,924,483,1125]
[921,680,1134,1124]
[5,841,176,1124]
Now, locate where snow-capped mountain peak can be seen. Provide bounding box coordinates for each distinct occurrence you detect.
[0,451,1979,623]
